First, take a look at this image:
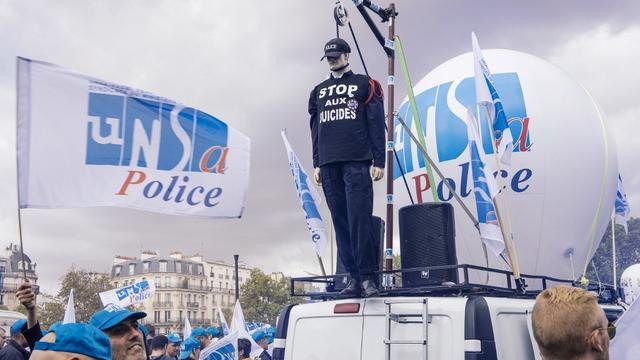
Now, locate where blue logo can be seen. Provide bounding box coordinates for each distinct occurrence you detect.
[87,89,229,173]
[393,73,534,202]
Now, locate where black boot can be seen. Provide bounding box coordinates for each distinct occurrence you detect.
[361,278,379,298]
[340,277,361,296]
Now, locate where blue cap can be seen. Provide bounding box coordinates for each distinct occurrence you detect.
[206,327,220,337]
[48,321,62,333]
[10,319,27,336]
[90,308,146,331]
[167,333,182,344]
[34,323,111,360]
[179,337,200,360]
[252,330,266,343]
[191,327,207,337]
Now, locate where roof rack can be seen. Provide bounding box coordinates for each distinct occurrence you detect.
[290,263,620,304]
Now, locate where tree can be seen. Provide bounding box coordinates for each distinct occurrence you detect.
[239,269,303,325]
[37,267,113,326]
[587,217,640,285]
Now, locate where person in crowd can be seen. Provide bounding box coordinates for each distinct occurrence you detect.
[165,334,182,360]
[0,319,30,360]
[532,285,613,360]
[29,323,111,360]
[0,328,6,348]
[149,335,168,360]
[237,338,251,360]
[251,331,271,360]
[178,338,200,360]
[138,324,150,359]
[90,308,147,360]
[205,327,220,343]
[190,328,209,350]
[308,37,385,298]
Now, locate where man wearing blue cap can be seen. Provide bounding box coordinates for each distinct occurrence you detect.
[178,338,200,360]
[205,327,220,344]
[29,323,111,360]
[0,319,30,360]
[251,331,271,360]
[190,328,210,350]
[90,308,147,360]
[165,334,182,360]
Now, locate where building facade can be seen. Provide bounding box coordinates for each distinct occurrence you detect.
[0,244,39,310]
[110,251,251,334]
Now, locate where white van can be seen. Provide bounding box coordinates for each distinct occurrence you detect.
[273,284,623,359]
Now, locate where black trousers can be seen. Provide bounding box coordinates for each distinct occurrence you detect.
[320,161,376,280]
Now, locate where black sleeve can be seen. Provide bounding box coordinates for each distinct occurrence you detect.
[308,87,319,168]
[22,321,43,351]
[366,80,386,168]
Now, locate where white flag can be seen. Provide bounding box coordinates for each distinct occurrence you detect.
[465,108,505,257]
[610,299,640,359]
[62,289,76,324]
[200,329,237,360]
[16,57,250,218]
[184,316,192,339]
[216,305,229,336]
[231,300,262,358]
[472,33,514,166]
[281,130,328,255]
[99,279,155,309]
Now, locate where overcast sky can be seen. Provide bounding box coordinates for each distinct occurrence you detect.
[1,0,639,295]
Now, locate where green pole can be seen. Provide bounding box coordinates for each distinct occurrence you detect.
[395,35,439,202]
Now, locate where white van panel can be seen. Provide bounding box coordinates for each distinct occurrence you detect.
[484,298,536,360]
[360,297,467,360]
[290,315,364,359]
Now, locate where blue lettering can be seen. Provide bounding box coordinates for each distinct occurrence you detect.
[511,168,532,192]
[187,186,205,205]
[204,188,223,207]
[143,181,163,198]
[437,178,456,201]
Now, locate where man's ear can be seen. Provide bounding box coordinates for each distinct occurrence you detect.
[588,331,605,353]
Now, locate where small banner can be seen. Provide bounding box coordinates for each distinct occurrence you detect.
[99,279,155,309]
[16,57,250,218]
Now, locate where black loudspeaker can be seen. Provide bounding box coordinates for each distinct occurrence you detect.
[334,216,385,290]
[399,202,458,287]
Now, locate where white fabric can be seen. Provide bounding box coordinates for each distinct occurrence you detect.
[200,329,237,360]
[62,289,76,324]
[231,300,262,358]
[16,57,250,218]
[184,317,192,339]
[610,299,640,359]
[99,279,155,309]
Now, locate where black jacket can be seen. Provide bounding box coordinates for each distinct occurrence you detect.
[309,71,385,168]
[0,339,30,360]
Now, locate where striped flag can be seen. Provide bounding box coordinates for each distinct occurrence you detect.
[281,130,328,255]
[216,305,229,336]
[615,173,631,232]
[466,108,505,257]
[200,329,238,360]
[472,32,514,165]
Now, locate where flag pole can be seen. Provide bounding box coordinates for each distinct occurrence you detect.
[612,212,617,290]
[316,254,327,277]
[480,106,523,289]
[15,58,28,281]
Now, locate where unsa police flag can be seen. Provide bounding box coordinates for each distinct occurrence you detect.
[281,130,328,255]
[16,57,250,218]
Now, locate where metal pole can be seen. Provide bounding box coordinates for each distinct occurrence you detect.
[233,254,239,302]
[383,4,396,288]
[15,58,28,281]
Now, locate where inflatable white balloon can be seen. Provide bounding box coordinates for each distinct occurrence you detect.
[393,49,617,285]
[621,264,640,305]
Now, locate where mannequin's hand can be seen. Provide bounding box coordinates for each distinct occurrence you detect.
[372,166,384,181]
[314,167,322,185]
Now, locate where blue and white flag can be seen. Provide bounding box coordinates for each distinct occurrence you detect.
[281,130,328,255]
[610,298,640,359]
[465,108,505,257]
[216,305,229,336]
[200,329,238,360]
[615,173,631,232]
[99,279,155,309]
[16,57,250,218]
[472,33,514,166]
[231,300,263,358]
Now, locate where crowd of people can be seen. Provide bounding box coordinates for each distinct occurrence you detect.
[0,280,274,360]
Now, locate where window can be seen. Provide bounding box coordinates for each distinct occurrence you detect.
[211,281,213,288]
[155,294,161,303]
[212,296,216,305]
[0,260,6,272]
[143,262,149,273]
[154,311,160,323]
[179,310,183,321]
[175,261,181,272]
[187,264,193,273]
[201,311,204,320]
[187,294,192,303]
[0,294,4,305]
[218,274,223,279]
[164,293,171,303]
[187,311,191,320]
[114,266,122,276]
[219,281,222,288]
[114,282,119,288]
[164,277,170,287]
[129,263,135,275]
[164,311,171,322]
[197,265,204,275]
[180,294,184,305]
[159,261,167,272]
[155,277,161,287]
[225,282,228,289]
[200,280,203,289]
